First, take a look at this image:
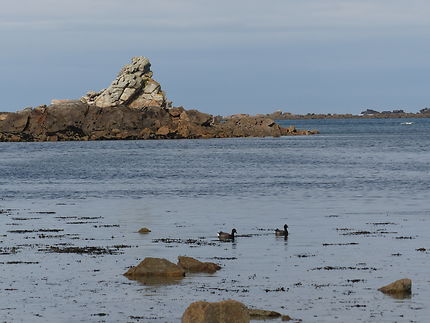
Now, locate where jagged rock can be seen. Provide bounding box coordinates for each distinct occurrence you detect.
[168,108,182,118]
[177,256,221,273]
[124,257,185,278]
[216,116,282,138]
[82,56,167,109]
[0,104,317,141]
[280,125,319,136]
[378,278,412,298]
[0,113,10,121]
[266,110,293,120]
[51,99,82,105]
[248,308,282,319]
[1,109,31,133]
[156,126,171,136]
[0,103,316,142]
[226,113,250,119]
[182,300,250,323]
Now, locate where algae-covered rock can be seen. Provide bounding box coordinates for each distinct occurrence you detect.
[124,257,185,278]
[177,256,221,273]
[248,308,282,319]
[378,278,412,298]
[182,300,250,323]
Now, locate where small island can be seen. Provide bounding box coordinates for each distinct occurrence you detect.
[0,57,318,142]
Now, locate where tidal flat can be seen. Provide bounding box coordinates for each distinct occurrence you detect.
[0,198,428,322]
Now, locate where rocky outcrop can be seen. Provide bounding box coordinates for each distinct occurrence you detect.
[280,125,319,136]
[177,256,221,273]
[124,257,185,278]
[0,57,318,142]
[82,57,169,109]
[378,278,412,298]
[0,103,317,141]
[182,300,250,323]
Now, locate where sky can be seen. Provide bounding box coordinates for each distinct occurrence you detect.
[1,0,430,115]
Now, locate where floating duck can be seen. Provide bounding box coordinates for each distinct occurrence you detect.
[218,228,237,241]
[275,224,288,237]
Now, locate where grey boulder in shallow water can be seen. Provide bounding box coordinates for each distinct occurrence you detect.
[378,278,412,298]
[182,300,250,323]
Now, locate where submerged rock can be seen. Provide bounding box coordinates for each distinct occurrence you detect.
[182,300,250,323]
[177,256,221,273]
[378,278,412,298]
[124,257,185,278]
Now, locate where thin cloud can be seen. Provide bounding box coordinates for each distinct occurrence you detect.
[1,0,430,32]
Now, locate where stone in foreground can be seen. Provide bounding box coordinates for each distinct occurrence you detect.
[124,257,185,278]
[177,256,221,273]
[182,300,250,323]
[248,308,282,318]
[378,278,412,297]
[138,227,151,234]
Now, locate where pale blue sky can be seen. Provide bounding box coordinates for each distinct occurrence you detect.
[1,0,429,115]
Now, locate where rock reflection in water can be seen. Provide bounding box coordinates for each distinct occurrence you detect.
[125,275,184,286]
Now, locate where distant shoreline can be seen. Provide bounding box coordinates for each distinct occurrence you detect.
[264,111,430,120]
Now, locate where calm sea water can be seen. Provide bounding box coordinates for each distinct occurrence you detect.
[0,118,429,322]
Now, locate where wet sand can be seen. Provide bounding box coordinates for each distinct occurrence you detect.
[0,197,428,322]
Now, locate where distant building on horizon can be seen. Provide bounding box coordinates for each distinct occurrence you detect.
[360,109,380,115]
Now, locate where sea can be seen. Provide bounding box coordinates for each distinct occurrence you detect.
[0,118,429,322]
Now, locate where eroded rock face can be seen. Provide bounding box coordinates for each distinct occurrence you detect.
[280,125,319,136]
[82,57,168,109]
[124,257,185,278]
[177,256,221,273]
[0,103,313,141]
[378,278,412,298]
[182,300,250,323]
[0,113,9,121]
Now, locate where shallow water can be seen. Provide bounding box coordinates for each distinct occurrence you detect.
[0,118,429,322]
